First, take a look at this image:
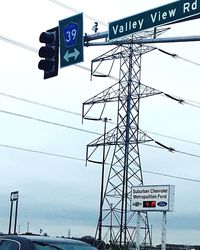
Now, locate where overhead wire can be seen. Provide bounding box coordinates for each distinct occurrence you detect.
[0,34,37,53]
[0,143,84,162]
[162,93,200,109]
[185,100,200,109]
[0,109,100,136]
[158,47,200,67]
[143,169,200,183]
[144,130,200,147]
[0,143,199,183]
[48,0,107,26]
[178,55,200,67]
[0,91,81,117]
[157,47,200,67]
[144,143,200,159]
[0,84,200,145]
[0,90,200,148]
[0,89,200,147]
[0,107,200,162]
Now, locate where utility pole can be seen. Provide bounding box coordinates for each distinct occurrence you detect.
[98,118,109,241]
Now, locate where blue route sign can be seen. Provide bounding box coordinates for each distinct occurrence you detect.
[109,0,200,40]
[59,13,83,68]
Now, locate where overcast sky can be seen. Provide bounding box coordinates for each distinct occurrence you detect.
[0,0,200,246]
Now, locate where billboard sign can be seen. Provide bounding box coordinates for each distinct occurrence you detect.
[131,185,175,212]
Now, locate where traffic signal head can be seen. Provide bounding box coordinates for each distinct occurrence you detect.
[38,27,59,79]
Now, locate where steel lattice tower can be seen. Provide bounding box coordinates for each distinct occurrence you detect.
[82,30,167,249]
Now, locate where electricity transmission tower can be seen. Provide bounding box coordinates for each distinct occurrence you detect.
[82,29,168,249]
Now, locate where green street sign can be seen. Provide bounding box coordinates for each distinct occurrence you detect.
[109,0,200,40]
[59,13,84,68]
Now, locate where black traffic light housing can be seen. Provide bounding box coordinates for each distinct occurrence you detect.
[38,27,59,79]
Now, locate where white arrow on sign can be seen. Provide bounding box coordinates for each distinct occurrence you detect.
[64,48,80,62]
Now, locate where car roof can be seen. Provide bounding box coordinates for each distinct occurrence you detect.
[0,235,91,245]
[23,235,90,245]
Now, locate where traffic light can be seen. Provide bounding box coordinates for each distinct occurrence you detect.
[38,27,59,79]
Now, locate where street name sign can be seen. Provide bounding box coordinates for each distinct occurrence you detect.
[59,13,84,68]
[109,0,200,40]
[131,185,175,212]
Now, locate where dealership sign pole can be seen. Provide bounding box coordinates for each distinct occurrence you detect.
[131,185,175,250]
[162,211,167,250]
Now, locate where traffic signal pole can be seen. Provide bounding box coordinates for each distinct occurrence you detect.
[84,31,200,46]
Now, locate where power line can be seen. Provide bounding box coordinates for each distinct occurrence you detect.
[1,108,200,161]
[0,109,100,136]
[157,47,200,67]
[0,90,200,147]
[0,143,83,162]
[48,0,107,26]
[143,169,200,183]
[144,143,200,159]
[0,91,81,117]
[183,99,200,109]
[144,130,200,147]
[175,149,200,158]
[162,93,200,109]
[0,35,37,53]
[178,55,200,67]
[0,97,199,177]
[0,143,199,183]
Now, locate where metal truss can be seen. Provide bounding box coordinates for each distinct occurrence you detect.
[82,35,164,249]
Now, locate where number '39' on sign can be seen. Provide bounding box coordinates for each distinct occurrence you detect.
[63,22,79,48]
